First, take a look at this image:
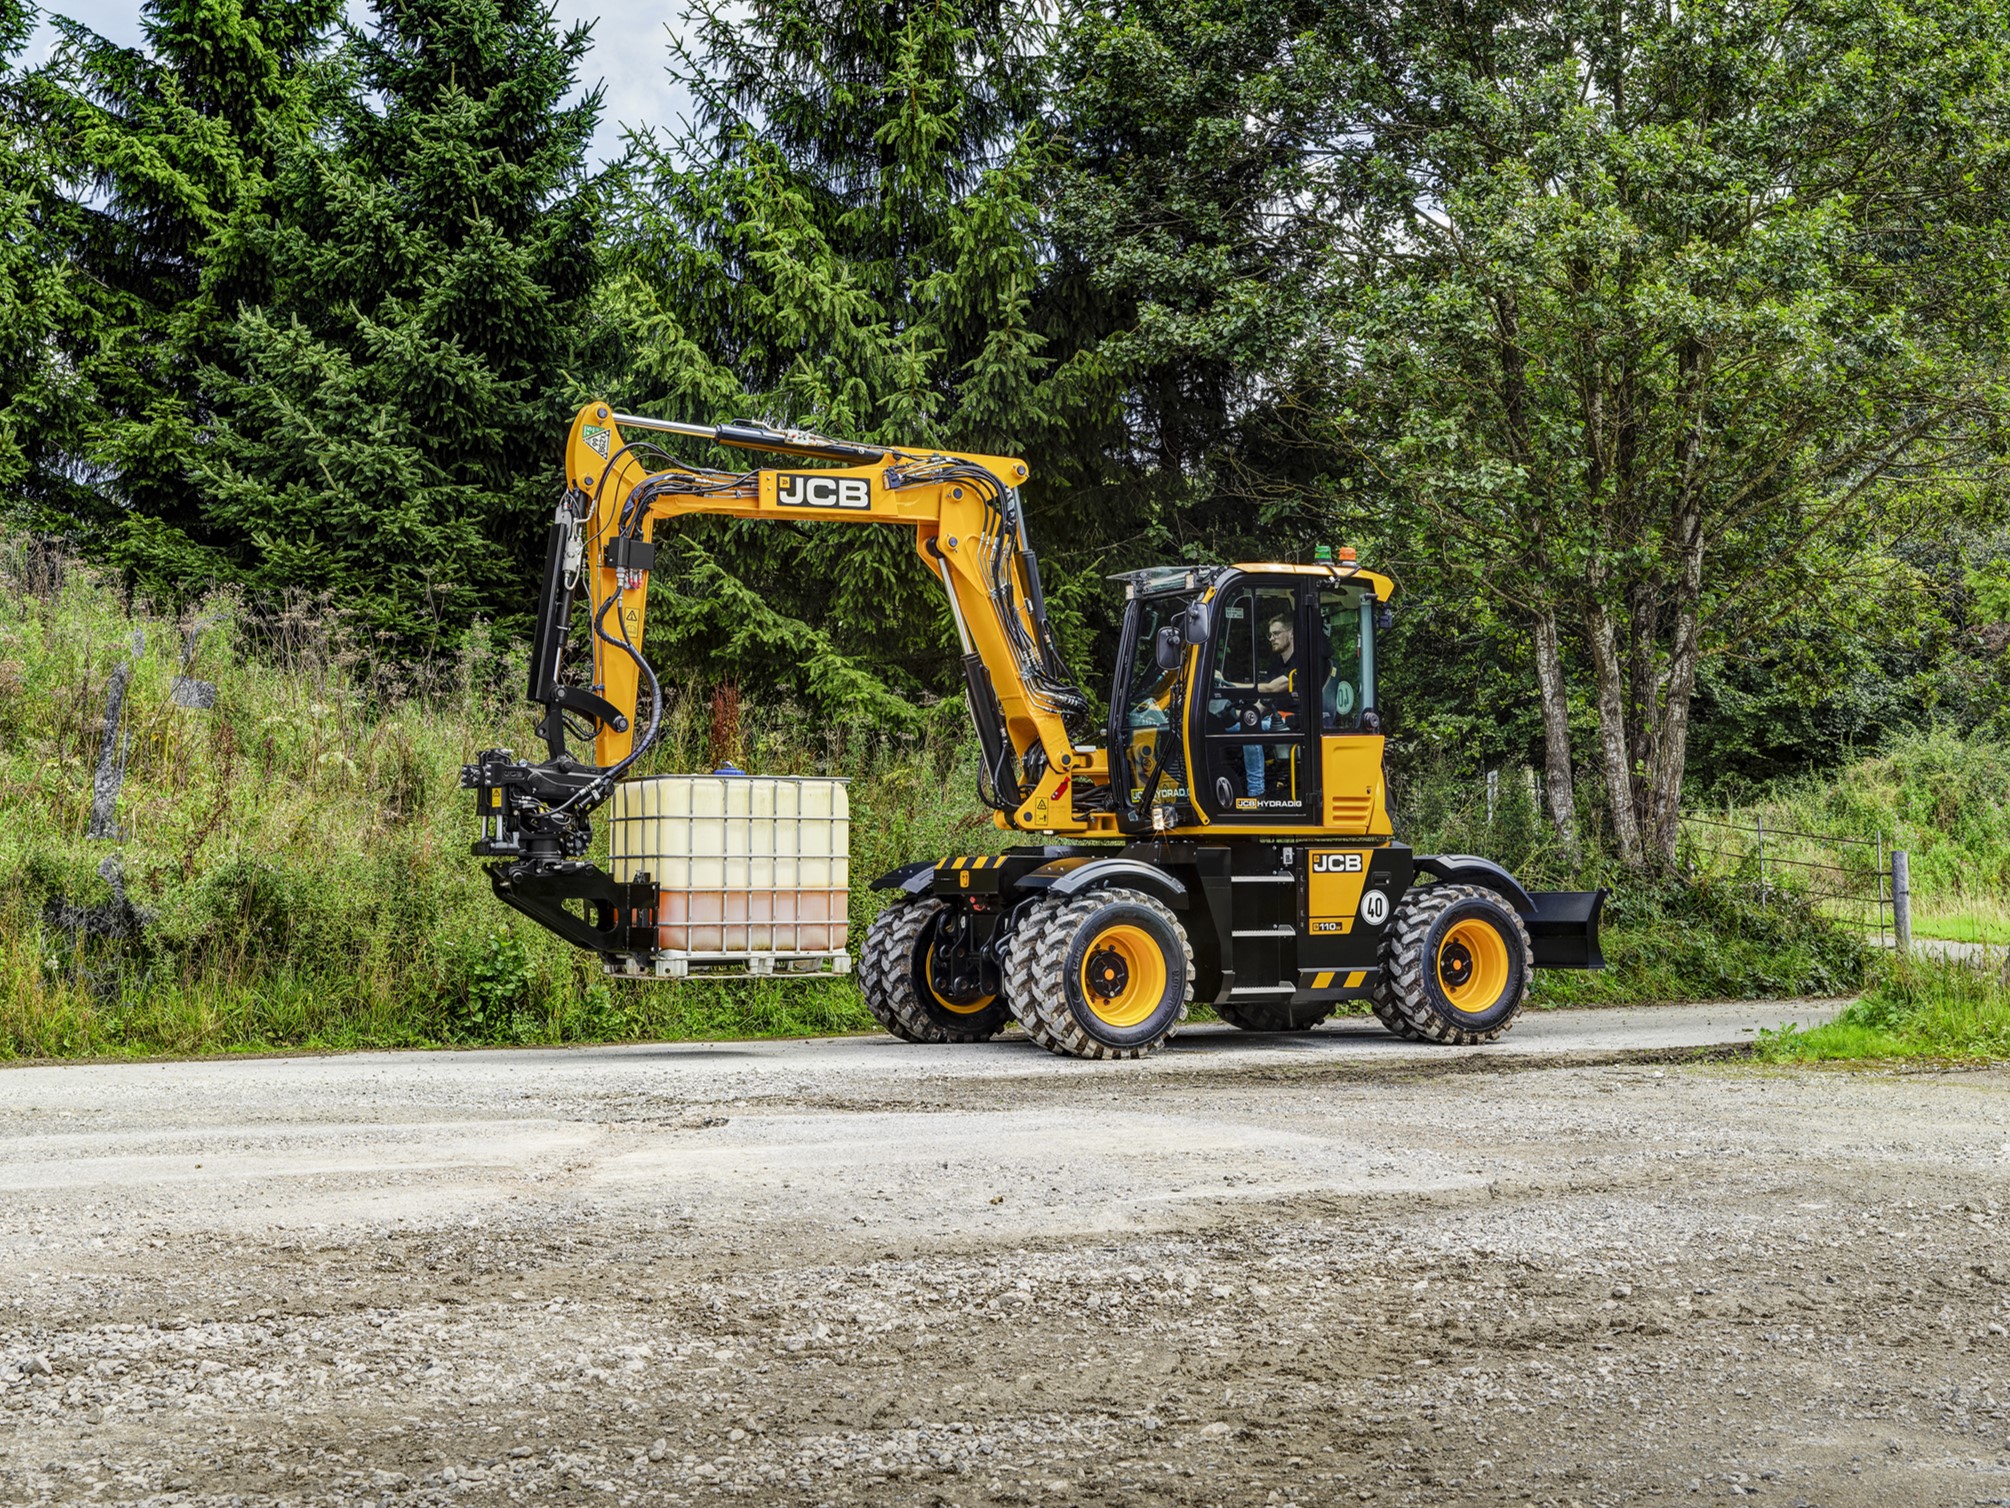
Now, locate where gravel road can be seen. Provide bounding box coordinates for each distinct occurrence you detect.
[7,1001,2010,1508]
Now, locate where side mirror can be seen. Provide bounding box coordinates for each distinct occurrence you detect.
[1180,600,1211,645]
[1375,604,1394,632]
[1153,624,1183,671]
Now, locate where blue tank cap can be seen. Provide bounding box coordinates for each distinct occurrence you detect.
[712,762,747,776]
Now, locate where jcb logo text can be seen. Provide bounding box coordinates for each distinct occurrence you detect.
[778,474,871,510]
[1311,852,1363,873]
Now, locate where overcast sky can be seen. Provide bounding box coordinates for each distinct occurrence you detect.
[21,0,692,165]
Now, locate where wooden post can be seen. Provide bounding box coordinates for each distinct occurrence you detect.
[1876,831,1887,949]
[1892,849,1911,955]
[1754,813,1766,901]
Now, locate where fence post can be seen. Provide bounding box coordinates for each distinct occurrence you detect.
[1876,831,1887,950]
[1754,813,1766,902]
[1892,849,1911,955]
[1486,768,1499,825]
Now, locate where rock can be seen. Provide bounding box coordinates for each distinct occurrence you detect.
[648,1440,667,1462]
[1201,1422,1233,1437]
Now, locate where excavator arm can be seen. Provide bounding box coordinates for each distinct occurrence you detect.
[471,401,1116,875]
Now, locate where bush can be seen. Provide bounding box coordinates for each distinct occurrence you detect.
[1532,875,1872,1007]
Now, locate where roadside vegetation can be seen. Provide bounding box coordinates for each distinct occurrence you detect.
[1756,954,2010,1063]
[1696,732,2010,946]
[0,550,1877,1061]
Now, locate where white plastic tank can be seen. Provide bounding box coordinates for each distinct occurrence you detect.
[608,774,851,957]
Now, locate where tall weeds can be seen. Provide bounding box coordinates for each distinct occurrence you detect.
[0,541,1001,1058]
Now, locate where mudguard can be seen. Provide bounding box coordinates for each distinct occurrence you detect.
[1413,853,1537,914]
[1014,856,1188,909]
[869,858,938,896]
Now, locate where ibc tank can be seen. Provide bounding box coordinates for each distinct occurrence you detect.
[607,775,851,956]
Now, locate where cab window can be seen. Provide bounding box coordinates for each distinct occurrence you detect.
[1318,586,1375,731]
[1121,594,1188,798]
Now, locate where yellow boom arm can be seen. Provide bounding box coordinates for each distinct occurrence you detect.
[558,401,1115,836]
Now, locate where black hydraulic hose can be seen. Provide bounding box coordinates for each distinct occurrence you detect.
[538,587,662,821]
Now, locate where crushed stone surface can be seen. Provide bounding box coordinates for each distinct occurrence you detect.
[3,1008,2008,1506]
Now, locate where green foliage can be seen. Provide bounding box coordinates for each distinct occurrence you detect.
[1049,0,1347,560]
[1532,879,1871,1008]
[595,0,1108,718]
[0,547,998,1058]
[1312,0,2010,864]
[1395,761,1871,1005]
[35,0,340,537]
[1757,954,2010,1062]
[1709,728,2010,907]
[183,0,607,643]
[450,927,534,1043]
[0,2,89,508]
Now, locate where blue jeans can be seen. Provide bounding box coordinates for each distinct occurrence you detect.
[1241,714,1275,796]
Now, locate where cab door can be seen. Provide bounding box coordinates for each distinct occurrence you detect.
[1193,577,1317,824]
[1313,581,1393,836]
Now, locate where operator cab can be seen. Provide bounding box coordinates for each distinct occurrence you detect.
[1108,561,1391,837]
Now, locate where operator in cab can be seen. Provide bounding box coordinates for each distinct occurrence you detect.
[1243,614,1302,798]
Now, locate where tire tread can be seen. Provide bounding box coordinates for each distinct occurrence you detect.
[1372,883,1532,1045]
[1013,887,1193,1060]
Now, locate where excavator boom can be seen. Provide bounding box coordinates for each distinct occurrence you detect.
[532,402,1106,835]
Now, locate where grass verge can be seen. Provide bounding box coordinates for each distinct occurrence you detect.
[1754,953,2010,1063]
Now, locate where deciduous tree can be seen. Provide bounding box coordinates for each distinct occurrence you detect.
[1316,0,2010,865]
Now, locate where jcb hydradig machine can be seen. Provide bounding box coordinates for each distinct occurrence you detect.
[464,404,1604,1059]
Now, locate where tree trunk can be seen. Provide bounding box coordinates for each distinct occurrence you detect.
[1624,581,1662,843]
[1532,609,1579,858]
[1584,600,1644,868]
[1646,497,1707,863]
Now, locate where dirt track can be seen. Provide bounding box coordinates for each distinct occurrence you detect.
[6,1005,2010,1507]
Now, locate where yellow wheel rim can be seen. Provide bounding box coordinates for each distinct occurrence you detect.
[1437,918,1510,1014]
[1078,923,1168,1028]
[925,943,996,1016]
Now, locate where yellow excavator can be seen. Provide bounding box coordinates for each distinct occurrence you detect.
[463,403,1603,1058]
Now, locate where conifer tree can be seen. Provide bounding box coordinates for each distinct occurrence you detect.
[1047,0,1344,562]
[604,0,1099,722]
[37,0,338,563]
[192,0,605,644]
[0,0,83,502]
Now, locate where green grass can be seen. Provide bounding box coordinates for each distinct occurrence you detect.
[1755,953,2010,1062]
[0,542,1872,1059]
[1691,727,2010,945]
[1527,876,1869,1008]
[1393,760,1872,1008]
[1911,900,2010,946]
[0,543,1007,1059]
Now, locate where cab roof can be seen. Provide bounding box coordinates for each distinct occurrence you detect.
[1111,561,1396,601]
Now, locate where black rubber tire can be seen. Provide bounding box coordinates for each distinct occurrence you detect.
[1369,994,1428,1041]
[1001,894,1064,1026]
[1215,1000,1333,1032]
[1012,887,1193,1059]
[1372,883,1532,1045]
[858,897,1013,1044]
